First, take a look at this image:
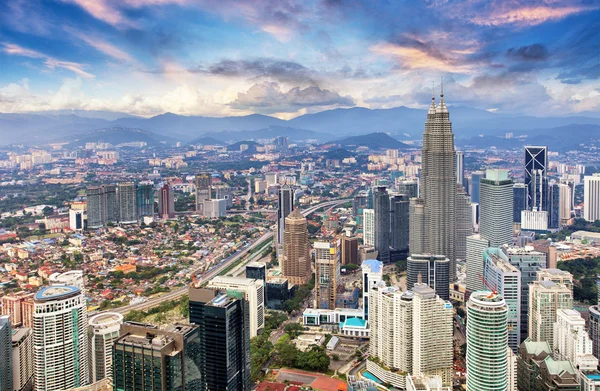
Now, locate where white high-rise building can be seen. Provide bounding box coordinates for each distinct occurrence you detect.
[49,270,85,291]
[559,183,572,226]
[466,291,509,391]
[554,309,598,372]
[363,209,375,247]
[206,276,265,337]
[483,248,521,353]
[88,312,123,383]
[466,234,489,292]
[584,174,600,222]
[529,278,572,349]
[361,259,383,320]
[12,326,33,391]
[33,286,89,391]
[479,169,513,247]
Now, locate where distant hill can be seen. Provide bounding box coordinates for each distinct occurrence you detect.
[191,136,226,145]
[67,127,169,147]
[226,140,262,152]
[335,132,411,150]
[191,125,331,144]
[325,148,353,160]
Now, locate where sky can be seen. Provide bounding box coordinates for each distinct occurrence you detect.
[0,0,599,119]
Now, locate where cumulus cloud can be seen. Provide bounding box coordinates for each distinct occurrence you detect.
[229,81,355,114]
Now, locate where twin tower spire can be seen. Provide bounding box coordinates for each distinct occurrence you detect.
[428,77,448,115]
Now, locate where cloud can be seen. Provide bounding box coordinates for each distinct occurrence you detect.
[230,81,354,114]
[506,44,549,61]
[1,43,95,78]
[202,58,316,83]
[62,0,134,28]
[67,29,134,62]
[464,3,599,27]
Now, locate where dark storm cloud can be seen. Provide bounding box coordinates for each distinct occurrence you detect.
[506,44,549,61]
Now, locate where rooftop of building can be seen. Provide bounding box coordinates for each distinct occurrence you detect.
[11,326,31,342]
[542,356,577,376]
[522,338,552,356]
[35,285,80,301]
[340,318,367,329]
[411,283,436,298]
[89,312,124,327]
[469,291,506,308]
[361,259,382,273]
[246,262,266,269]
[408,253,449,261]
[485,250,519,273]
[209,275,260,286]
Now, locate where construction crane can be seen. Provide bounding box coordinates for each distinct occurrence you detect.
[477,273,498,298]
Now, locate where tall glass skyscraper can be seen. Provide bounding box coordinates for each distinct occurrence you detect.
[390,193,409,259]
[373,186,391,263]
[524,146,548,211]
[469,171,484,204]
[0,315,12,391]
[466,291,508,391]
[136,183,154,218]
[548,181,560,229]
[512,183,527,224]
[407,254,450,300]
[277,185,294,250]
[479,169,513,247]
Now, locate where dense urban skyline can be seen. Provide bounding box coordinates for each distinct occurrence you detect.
[1,0,599,118]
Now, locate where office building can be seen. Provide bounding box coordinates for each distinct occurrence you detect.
[135,183,154,218]
[397,178,419,199]
[113,322,202,391]
[390,194,409,259]
[466,291,508,391]
[314,241,340,309]
[363,209,375,247]
[11,326,33,391]
[373,186,391,263]
[69,208,85,232]
[513,183,527,224]
[584,174,600,222]
[189,288,251,391]
[465,234,489,292]
[202,198,227,218]
[480,169,513,247]
[281,209,311,286]
[102,184,118,224]
[245,262,266,283]
[482,248,521,352]
[528,278,572,349]
[277,185,294,251]
[559,183,572,226]
[88,312,123,383]
[548,181,560,229]
[589,305,600,359]
[213,185,233,208]
[341,234,359,265]
[455,184,473,260]
[368,283,453,388]
[410,90,457,280]
[1,292,34,328]
[456,151,464,185]
[195,172,212,213]
[502,245,547,342]
[524,146,548,212]
[361,259,383,319]
[469,171,484,204]
[0,316,12,391]
[553,309,598,371]
[521,210,549,231]
[407,254,450,300]
[265,277,290,310]
[158,183,175,219]
[33,286,89,391]
[117,182,137,224]
[353,193,368,226]
[206,276,265,337]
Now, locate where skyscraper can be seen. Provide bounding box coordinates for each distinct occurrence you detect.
[117,182,137,224]
[206,276,265,337]
[86,186,104,229]
[465,234,489,292]
[11,326,33,391]
[524,146,548,211]
[112,322,202,391]
[195,172,212,214]
[397,178,419,199]
[361,259,383,320]
[158,183,175,219]
[469,171,484,204]
[455,184,473,260]
[529,277,572,349]
[341,234,359,265]
[0,315,12,391]
[456,151,464,185]
[410,88,457,280]
[479,169,513,247]
[282,208,311,286]
[407,254,450,300]
[189,288,250,391]
[103,184,118,224]
[33,286,88,391]
[277,184,294,251]
[512,183,527,224]
[88,312,123,383]
[482,248,521,352]
[548,181,560,229]
[584,174,600,222]
[136,182,154,218]
[390,193,409,259]
[373,186,391,263]
[466,291,509,391]
[363,209,375,247]
[409,198,426,254]
[314,241,340,309]
[559,183,572,226]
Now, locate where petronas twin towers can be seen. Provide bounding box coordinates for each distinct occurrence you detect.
[410,87,459,280]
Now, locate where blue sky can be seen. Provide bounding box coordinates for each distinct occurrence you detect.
[0,0,599,118]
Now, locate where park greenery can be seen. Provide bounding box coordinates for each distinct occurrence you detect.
[283,276,315,313]
[250,312,287,381]
[557,257,600,303]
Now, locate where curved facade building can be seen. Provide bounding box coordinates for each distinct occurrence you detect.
[89,312,123,383]
[466,291,508,391]
[49,270,84,291]
[33,286,88,391]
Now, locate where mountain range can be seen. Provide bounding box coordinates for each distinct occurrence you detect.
[1,106,599,146]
